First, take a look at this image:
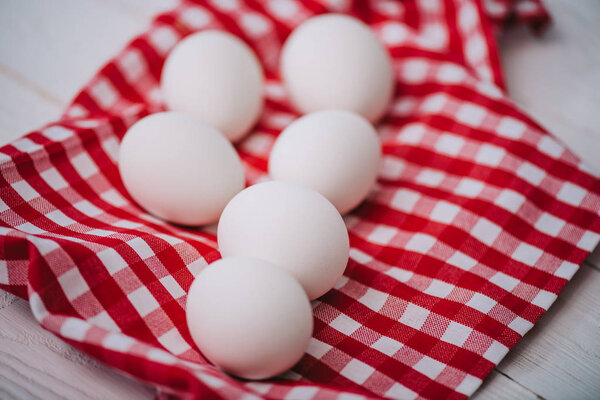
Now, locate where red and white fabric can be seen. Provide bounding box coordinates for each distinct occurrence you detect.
[1,0,599,399]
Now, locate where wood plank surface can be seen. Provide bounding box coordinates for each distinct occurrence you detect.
[494,264,600,400]
[0,65,62,141]
[0,297,155,400]
[471,370,539,400]
[0,0,146,104]
[0,2,165,398]
[0,0,599,399]
[498,0,600,172]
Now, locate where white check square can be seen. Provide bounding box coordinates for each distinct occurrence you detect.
[58,268,89,301]
[531,290,557,309]
[391,189,420,212]
[399,303,430,330]
[430,201,461,224]
[508,316,534,335]
[577,230,600,251]
[423,279,454,298]
[405,233,437,253]
[12,180,39,201]
[413,356,446,379]
[368,226,397,245]
[466,293,496,313]
[60,318,90,341]
[399,123,426,144]
[435,134,465,156]
[181,7,212,29]
[71,152,99,179]
[483,341,509,363]
[416,169,445,187]
[40,167,68,191]
[554,261,578,279]
[158,327,191,355]
[96,248,128,275]
[441,321,472,347]
[127,237,155,260]
[497,117,526,139]
[385,383,418,400]
[330,314,362,335]
[475,144,505,167]
[358,288,389,311]
[74,200,103,217]
[471,218,502,246]
[372,336,403,356]
[160,275,186,299]
[494,190,526,213]
[537,136,563,158]
[379,156,406,180]
[447,251,478,270]
[490,272,520,292]
[306,339,332,359]
[456,103,486,126]
[517,162,546,186]
[512,243,543,265]
[454,178,484,198]
[89,78,118,109]
[45,210,75,227]
[127,286,159,317]
[339,359,375,385]
[455,374,482,396]
[557,182,587,206]
[534,212,565,237]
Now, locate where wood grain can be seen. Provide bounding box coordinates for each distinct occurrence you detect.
[492,0,600,396]
[498,0,600,172]
[0,66,61,143]
[495,264,600,399]
[0,297,154,400]
[0,1,165,398]
[0,0,599,399]
[104,0,178,20]
[0,0,146,103]
[471,370,539,400]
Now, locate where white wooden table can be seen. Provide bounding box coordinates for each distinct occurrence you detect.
[0,1,598,399]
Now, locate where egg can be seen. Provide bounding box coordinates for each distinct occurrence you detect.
[280,14,394,122]
[118,112,245,226]
[186,256,313,380]
[161,31,264,142]
[269,110,381,214]
[218,181,349,299]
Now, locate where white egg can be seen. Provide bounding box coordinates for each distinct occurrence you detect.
[186,257,313,380]
[269,110,381,214]
[118,112,245,226]
[217,181,349,299]
[280,14,394,122]
[161,31,264,142]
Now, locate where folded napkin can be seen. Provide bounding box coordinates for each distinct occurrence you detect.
[1,0,598,399]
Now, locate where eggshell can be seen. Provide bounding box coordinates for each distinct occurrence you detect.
[118,112,245,226]
[161,30,264,142]
[280,14,394,122]
[269,110,381,214]
[217,181,349,299]
[186,256,313,380]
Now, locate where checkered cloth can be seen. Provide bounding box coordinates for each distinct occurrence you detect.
[1,0,599,399]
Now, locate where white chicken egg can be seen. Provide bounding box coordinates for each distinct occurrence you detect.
[118,112,245,226]
[280,14,394,122]
[161,30,264,142]
[186,256,313,380]
[269,110,381,214]
[217,181,349,300]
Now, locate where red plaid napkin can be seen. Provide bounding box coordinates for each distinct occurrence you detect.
[1,0,599,399]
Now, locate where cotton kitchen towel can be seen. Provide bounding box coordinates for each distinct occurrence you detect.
[1,0,599,399]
